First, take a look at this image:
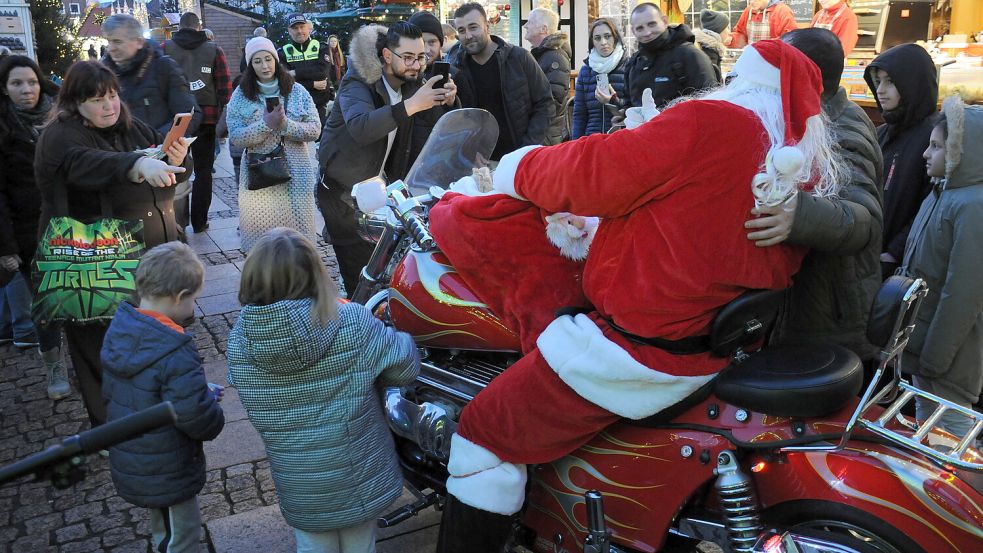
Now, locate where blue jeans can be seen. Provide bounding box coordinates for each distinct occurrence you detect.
[0,272,35,339]
[0,271,61,351]
[150,496,202,553]
[294,519,376,553]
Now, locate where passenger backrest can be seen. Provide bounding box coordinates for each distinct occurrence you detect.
[709,289,785,358]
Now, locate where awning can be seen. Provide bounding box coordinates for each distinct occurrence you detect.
[312,8,359,19]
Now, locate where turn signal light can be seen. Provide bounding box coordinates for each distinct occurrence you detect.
[751,461,767,473]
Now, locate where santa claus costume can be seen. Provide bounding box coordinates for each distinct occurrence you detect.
[430,40,839,552]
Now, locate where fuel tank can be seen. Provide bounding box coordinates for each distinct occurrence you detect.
[388,249,521,352]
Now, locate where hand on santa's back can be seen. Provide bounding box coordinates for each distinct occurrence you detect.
[745,192,798,247]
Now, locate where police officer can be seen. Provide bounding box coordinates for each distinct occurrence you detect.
[278,13,331,129]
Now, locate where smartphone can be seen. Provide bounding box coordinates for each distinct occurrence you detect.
[161,111,193,152]
[265,96,280,113]
[432,61,450,89]
[596,73,610,94]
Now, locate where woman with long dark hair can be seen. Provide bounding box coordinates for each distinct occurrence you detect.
[0,55,68,399]
[34,60,191,427]
[571,17,628,138]
[227,37,320,252]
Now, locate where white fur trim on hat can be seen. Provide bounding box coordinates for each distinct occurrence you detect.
[492,145,540,200]
[544,213,599,261]
[244,37,278,65]
[732,45,780,91]
[537,314,715,419]
[446,433,527,515]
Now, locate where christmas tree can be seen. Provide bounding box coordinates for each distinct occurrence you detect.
[30,0,79,78]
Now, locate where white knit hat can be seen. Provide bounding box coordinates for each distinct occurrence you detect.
[245,37,278,64]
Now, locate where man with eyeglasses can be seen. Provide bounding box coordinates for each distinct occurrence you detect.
[318,21,459,295]
[452,2,553,161]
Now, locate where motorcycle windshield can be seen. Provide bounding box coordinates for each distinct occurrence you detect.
[404,108,499,196]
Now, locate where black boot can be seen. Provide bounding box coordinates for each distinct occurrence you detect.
[436,494,513,553]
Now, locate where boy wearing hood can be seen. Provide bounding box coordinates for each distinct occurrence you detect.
[901,96,983,437]
[101,242,225,553]
[863,44,938,278]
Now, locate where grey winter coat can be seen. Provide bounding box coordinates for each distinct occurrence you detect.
[901,100,983,406]
[227,299,420,532]
[319,24,456,192]
[453,35,554,149]
[101,303,225,508]
[772,88,884,359]
[531,32,572,145]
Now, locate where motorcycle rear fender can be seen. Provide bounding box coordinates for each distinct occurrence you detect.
[751,443,983,552]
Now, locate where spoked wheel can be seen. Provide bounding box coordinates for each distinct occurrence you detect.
[765,501,924,553]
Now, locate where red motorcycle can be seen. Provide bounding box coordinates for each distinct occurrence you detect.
[351,110,983,553]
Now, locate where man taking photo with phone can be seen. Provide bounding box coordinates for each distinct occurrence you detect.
[318,21,459,296]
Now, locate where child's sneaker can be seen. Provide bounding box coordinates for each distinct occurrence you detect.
[13,332,39,348]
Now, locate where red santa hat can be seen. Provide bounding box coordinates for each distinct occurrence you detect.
[731,39,823,145]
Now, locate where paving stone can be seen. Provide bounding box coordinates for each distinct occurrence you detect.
[59,537,102,553]
[23,512,64,534]
[207,228,242,251]
[65,502,105,524]
[376,524,440,553]
[10,533,55,553]
[55,522,88,543]
[200,275,241,299]
[187,232,221,254]
[101,526,136,548]
[109,538,151,553]
[204,262,241,282]
[89,511,127,533]
[207,503,294,553]
[196,292,241,316]
[203,419,267,470]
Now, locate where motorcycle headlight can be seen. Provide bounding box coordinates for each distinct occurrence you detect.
[356,207,391,244]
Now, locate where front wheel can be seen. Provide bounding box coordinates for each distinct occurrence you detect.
[764,501,924,553]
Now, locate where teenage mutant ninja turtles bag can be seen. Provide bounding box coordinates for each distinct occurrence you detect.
[31,216,146,327]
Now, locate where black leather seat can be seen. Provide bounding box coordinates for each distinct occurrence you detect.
[713,344,863,418]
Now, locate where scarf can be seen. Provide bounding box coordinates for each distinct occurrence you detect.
[588,43,625,75]
[12,94,53,141]
[258,79,281,98]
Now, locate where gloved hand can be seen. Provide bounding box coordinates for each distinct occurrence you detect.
[135,157,185,188]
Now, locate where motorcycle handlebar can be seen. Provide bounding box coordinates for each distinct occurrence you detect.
[403,211,435,250]
[0,402,177,486]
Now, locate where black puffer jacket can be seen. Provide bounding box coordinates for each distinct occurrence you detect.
[623,24,719,108]
[0,94,56,268]
[531,32,572,145]
[34,115,193,248]
[103,44,201,136]
[453,35,554,149]
[863,44,938,264]
[771,88,884,359]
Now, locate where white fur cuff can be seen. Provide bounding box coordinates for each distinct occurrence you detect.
[447,433,502,475]
[537,314,714,419]
[446,462,527,515]
[492,145,540,200]
[544,213,599,261]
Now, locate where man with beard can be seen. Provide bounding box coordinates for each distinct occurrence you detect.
[623,2,717,108]
[318,22,458,296]
[452,2,553,161]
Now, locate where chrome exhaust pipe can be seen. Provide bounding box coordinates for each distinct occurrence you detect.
[384,387,456,461]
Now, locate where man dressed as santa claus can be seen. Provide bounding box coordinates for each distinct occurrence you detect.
[428,39,847,551]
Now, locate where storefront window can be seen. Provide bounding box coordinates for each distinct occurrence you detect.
[441,1,515,39]
[597,0,636,52]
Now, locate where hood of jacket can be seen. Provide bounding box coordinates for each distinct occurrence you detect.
[235,298,337,375]
[533,32,571,59]
[102,302,193,378]
[692,28,726,59]
[349,24,387,85]
[170,28,208,50]
[940,97,983,189]
[863,44,938,129]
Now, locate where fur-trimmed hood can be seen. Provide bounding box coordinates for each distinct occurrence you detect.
[693,28,726,59]
[532,31,571,58]
[348,23,388,85]
[940,95,983,189]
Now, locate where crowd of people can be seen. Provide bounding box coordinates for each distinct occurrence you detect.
[1,2,981,552]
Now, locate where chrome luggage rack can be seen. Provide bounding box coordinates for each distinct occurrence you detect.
[782,277,983,472]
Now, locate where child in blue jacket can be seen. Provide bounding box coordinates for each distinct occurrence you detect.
[102,242,225,553]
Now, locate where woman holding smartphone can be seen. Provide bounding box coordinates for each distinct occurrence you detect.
[227,37,321,252]
[572,17,628,138]
[34,60,191,427]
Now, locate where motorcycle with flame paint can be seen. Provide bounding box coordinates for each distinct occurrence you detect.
[349,110,983,553]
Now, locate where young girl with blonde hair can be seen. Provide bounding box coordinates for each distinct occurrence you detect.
[227,227,419,553]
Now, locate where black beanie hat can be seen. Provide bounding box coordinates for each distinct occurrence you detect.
[701,10,729,35]
[408,11,445,46]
